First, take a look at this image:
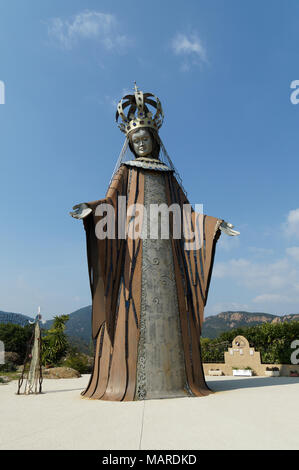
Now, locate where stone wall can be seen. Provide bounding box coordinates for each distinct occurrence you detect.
[203,335,299,377]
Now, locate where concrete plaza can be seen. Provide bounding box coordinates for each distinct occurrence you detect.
[0,375,298,450]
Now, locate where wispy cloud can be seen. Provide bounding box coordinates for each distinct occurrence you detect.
[252,293,293,304]
[214,257,297,291]
[172,33,206,59]
[283,208,299,238]
[209,207,299,315]
[47,10,130,51]
[286,246,299,262]
[171,32,207,70]
[213,251,299,310]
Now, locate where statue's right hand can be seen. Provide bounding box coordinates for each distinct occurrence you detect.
[69,203,92,219]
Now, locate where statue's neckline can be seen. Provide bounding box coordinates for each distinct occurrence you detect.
[123,159,172,172]
[135,157,160,163]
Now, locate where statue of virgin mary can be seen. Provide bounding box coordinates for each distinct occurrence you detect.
[70,84,239,401]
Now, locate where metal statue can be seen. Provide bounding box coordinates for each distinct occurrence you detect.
[70,84,239,401]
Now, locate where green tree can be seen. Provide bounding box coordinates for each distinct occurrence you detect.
[41,314,69,366]
[0,323,33,363]
[201,321,299,364]
[200,337,230,363]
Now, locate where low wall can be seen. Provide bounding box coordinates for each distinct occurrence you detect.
[203,363,299,377]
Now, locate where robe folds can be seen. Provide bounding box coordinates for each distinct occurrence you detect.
[81,163,222,400]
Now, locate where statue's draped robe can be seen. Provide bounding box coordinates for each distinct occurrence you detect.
[82,163,222,400]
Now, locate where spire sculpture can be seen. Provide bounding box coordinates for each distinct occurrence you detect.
[17,308,44,395]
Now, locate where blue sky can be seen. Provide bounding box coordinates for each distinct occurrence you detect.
[0,0,299,320]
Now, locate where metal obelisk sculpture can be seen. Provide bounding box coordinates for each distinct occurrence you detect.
[17,308,44,395]
[70,84,239,401]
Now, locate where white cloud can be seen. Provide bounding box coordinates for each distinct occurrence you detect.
[286,246,299,262]
[172,33,206,59]
[283,208,299,238]
[207,210,299,315]
[252,294,292,304]
[214,256,298,290]
[47,10,130,50]
[211,255,299,314]
[171,33,207,70]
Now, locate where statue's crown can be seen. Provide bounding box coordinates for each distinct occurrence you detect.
[116,83,164,136]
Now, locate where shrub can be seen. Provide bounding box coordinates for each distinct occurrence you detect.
[0,362,17,373]
[63,350,92,374]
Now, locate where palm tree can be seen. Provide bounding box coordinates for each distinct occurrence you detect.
[41,314,70,366]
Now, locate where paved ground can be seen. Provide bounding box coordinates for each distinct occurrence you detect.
[0,375,299,450]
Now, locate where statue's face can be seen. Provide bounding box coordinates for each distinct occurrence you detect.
[131,128,153,158]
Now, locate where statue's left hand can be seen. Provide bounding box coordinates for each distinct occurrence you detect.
[69,203,92,219]
[220,221,240,236]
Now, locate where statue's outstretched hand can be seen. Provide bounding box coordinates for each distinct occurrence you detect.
[220,221,240,236]
[70,203,92,220]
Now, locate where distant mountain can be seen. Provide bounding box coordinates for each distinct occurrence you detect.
[202,311,299,338]
[2,308,299,343]
[44,306,92,344]
[0,307,93,354]
[0,311,34,326]
[63,308,299,341]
